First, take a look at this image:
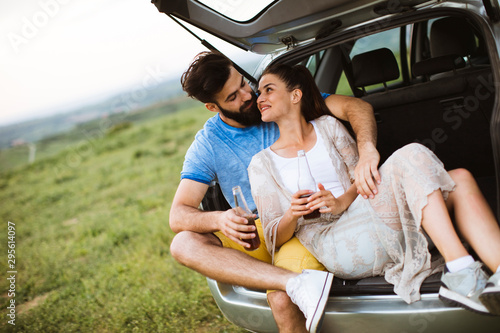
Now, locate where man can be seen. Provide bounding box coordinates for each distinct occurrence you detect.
[169,51,380,333]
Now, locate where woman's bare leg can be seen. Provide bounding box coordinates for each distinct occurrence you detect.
[445,168,500,273]
[419,168,500,315]
[419,168,500,271]
[420,190,469,262]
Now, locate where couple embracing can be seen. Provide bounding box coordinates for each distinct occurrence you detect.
[170,51,500,332]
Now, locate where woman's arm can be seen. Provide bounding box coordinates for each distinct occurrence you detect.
[273,209,298,249]
[248,153,292,253]
[273,189,319,248]
[276,182,359,249]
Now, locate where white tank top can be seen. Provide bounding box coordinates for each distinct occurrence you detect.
[266,120,345,197]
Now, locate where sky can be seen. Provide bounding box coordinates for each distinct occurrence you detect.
[0,0,263,126]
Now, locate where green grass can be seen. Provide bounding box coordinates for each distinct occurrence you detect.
[0,104,247,332]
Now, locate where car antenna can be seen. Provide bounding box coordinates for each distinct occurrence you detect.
[168,14,258,86]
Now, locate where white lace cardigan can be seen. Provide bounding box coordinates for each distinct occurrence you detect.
[247,115,359,260]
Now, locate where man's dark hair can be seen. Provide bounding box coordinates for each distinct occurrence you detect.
[181,51,233,103]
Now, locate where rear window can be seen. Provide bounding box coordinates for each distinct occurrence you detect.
[337,27,407,95]
[196,0,277,22]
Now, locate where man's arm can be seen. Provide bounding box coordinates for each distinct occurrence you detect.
[169,179,258,248]
[324,94,381,198]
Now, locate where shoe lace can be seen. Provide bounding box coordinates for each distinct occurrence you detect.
[467,263,485,297]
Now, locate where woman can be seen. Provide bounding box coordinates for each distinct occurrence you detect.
[248,64,500,315]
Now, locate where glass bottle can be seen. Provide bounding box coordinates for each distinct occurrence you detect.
[232,185,260,251]
[297,150,320,219]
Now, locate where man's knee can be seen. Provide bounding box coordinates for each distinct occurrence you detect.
[170,231,220,264]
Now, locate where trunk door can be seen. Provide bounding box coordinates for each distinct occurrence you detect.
[152,0,434,54]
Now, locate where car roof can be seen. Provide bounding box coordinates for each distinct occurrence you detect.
[152,0,435,54]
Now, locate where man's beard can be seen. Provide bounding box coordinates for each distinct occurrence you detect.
[217,93,262,127]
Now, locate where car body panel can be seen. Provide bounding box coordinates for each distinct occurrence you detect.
[208,278,500,332]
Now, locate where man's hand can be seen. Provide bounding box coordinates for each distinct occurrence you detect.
[324,94,380,198]
[218,209,257,249]
[355,143,381,199]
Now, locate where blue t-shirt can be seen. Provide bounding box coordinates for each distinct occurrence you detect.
[181,114,280,214]
[181,93,330,214]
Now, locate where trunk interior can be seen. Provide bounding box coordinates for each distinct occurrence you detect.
[201,12,498,296]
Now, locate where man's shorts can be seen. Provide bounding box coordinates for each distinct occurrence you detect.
[214,218,325,273]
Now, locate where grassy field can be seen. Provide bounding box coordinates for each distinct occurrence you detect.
[0,104,247,332]
[0,97,198,172]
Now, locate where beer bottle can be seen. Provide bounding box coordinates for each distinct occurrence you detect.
[232,186,260,251]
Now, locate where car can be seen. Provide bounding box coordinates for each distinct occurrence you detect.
[152,0,500,332]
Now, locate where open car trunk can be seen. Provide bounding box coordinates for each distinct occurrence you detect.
[155,1,500,332]
[197,7,500,332]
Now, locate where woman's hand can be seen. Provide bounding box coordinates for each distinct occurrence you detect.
[306,183,348,215]
[290,190,316,216]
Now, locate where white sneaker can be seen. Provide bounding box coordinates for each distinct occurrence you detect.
[286,269,333,333]
[480,271,500,316]
[439,261,490,314]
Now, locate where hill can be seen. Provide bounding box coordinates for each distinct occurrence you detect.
[0,78,185,150]
[0,95,200,172]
